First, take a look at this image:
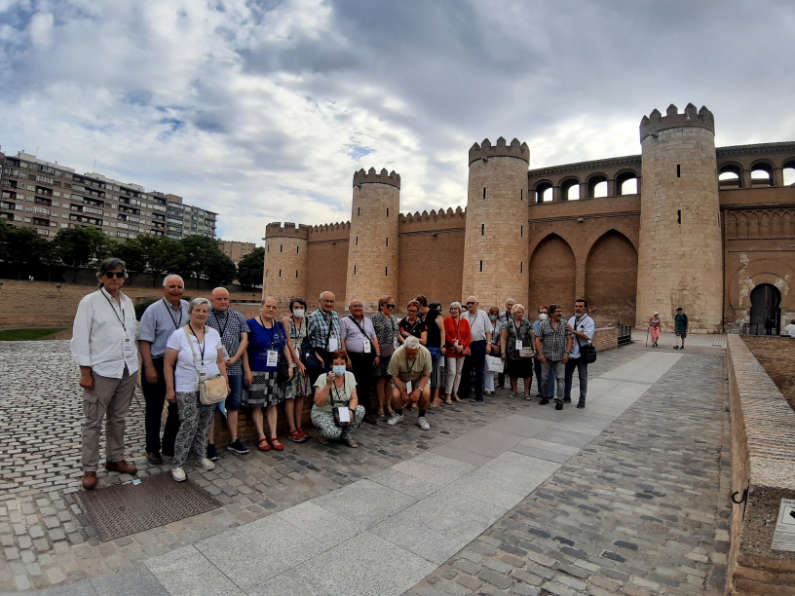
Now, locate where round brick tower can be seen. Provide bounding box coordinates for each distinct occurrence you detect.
[262,222,309,301]
[462,137,530,307]
[636,103,723,332]
[345,168,401,310]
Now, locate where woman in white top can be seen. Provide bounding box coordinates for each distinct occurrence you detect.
[164,297,229,482]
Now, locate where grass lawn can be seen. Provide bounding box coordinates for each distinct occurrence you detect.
[0,328,67,341]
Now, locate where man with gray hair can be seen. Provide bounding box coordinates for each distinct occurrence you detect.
[306,290,342,380]
[341,298,380,424]
[71,258,139,490]
[138,274,189,464]
[387,335,433,430]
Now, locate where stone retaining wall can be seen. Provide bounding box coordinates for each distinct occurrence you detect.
[726,335,795,594]
[593,326,618,352]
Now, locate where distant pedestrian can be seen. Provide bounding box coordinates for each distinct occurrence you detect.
[387,336,433,430]
[484,305,502,396]
[341,298,380,424]
[306,291,342,376]
[371,296,400,418]
[461,296,491,401]
[443,301,471,403]
[311,352,365,447]
[283,298,311,443]
[206,287,250,459]
[163,298,228,483]
[535,304,570,410]
[71,258,139,490]
[500,304,534,400]
[417,297,445,407]
[673,307,688,350]
[564,299,595,409]
[649,312,661,348]
[137,273,188,464]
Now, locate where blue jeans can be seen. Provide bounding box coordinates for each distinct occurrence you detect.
[225,374,243,411]
[541,360,565,401]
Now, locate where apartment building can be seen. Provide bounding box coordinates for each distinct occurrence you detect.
[218,240,256,264]
[0,150,216,240]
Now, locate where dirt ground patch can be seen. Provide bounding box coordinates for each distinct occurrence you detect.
[742,336,795,411]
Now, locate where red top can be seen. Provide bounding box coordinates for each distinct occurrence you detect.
[444,316,471,358]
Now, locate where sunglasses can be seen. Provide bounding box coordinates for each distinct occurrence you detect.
[104,271,125,279]
[466,302,476,306]
[386,304,396,308]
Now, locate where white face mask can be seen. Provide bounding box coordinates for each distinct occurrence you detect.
[332,365,346,377]
[293,308,305,318]
[539,313,549,321]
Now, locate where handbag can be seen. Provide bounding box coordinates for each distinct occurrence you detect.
[275,322,291,385]
[300,317,333,369]
[512,320,535,358]
[485,354,504,373]
[184,327,227,405]
[573,316,597,364]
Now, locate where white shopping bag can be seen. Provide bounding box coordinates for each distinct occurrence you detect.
[485,355,504,373]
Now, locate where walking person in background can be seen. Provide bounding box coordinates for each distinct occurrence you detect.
[461,296,491,401]
[417,297,445,407]
[163,298,228,482]
[500,304,534,400]
[443,301,470,403]
[484,305,502,396]
[138,274,189,464]
[371,296,400,418]
[71,258,139,490]
[243,297,293,452]
[283,298,311,442]
[673,307,688,350]
[564,299,595,409]
[206,287,250,460]
[535,304,570,410]
[341,298,380,424]
[649,312,661,348]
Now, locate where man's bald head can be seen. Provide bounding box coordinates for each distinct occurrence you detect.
[211,286,230,311]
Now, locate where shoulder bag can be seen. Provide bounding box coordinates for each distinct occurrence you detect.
[347,315,375,358]
[300,316,331,370]
[573,316,597,364]
[329,375,352,427]
[275,322,291,385]
[184,327,227,405]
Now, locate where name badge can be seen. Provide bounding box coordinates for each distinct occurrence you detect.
[266,350,278,367]
[122,339,135,358]
[454,339,460,346]
[328,337,339,352]
[515,340,523,350]
[363,341,371,354]
[405,381,413,393]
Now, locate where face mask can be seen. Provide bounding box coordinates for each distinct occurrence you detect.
[293,308,305,318]
[332,365,346,377]
[539,313,549,321]
[489,315,497,322]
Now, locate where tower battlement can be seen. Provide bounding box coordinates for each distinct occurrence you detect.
[468,137,529,165]
[264,221,310,240]
[353,167,401,189]
[639,103,714,141]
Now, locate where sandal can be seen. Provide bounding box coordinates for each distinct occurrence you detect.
[288,430,301,443]
[295,429,309,443]
[269,437,284,451]
[343,438,359,448]
[257,437,271,452]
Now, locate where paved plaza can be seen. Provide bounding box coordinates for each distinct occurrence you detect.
[0,338,729,595]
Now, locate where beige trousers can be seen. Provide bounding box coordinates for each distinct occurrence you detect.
[81,369,136,472]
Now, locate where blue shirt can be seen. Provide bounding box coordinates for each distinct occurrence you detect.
[567,315,595,359]
[247,319,286,372]
[137,298,190,358]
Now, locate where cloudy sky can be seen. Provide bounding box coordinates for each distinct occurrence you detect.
[0,0,793,242]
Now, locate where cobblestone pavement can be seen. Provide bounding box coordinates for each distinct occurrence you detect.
[406,349,730,596]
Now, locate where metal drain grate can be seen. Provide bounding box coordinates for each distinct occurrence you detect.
[76,473,221,542]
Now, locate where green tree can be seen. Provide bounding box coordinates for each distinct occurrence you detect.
[177,235,236,287]
[0,220,55,279]
[54,226,110,267]
[236,246,264,289]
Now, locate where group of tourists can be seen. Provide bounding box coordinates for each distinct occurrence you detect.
[70,257,597,490]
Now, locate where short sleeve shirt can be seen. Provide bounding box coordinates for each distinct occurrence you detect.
[387,345,433,383]
[138,298,190,358]
[307,309,342,351]
[399,317,425,339]
[340,316,377,353]
[463,309,491,341]
[247,319,287,372]
[567,315,595,359]
[537,319,569,361]
[166,326,223,393]
[312,371,357,414]
[206,308,249,376]
[371,312,400,356]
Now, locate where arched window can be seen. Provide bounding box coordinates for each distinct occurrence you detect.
[718,165,741,189]
[535,181,553,203]
[782,160,795,187]
[588,175,608,198]
[616,171,638,195]
[751,162,774,187]
[560,178,579,201]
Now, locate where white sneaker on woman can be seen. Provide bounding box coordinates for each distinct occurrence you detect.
[198,458,215,471]
[171,466,187,482]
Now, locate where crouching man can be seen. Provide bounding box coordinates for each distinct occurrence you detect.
[386,336,433,430]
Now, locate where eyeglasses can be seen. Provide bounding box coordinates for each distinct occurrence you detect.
[104,271,125,279]
[466,302,476,306]
[386,304,396,308]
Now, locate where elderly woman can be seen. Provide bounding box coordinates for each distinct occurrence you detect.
[164,298,229,482]
[311,351,365,447]
[501,303,535,400]
[483,305,502,396]
[443,301,471,403]
[398,300,427,344]
[283,298,310,442]
[649,312,661,348]
[371,295,400,418]
[243,296,293,452]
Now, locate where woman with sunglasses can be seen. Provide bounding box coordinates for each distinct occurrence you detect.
[370,295,400,418]
[443,301,471,403]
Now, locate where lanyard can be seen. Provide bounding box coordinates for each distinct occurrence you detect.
[101,290,126,332]
[406,356,417,377]
[257,317,280,349]
[330,376,346,406]
[212,310,231,338]
[162,298,183,329]
[291,317,305,339]
[188,324,206,362]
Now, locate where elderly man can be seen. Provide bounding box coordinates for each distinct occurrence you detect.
[535,304,571,410]
[206,287,250,459]
[138,274,189,464]
[460,295,491,401]
[341,299,381,424]
[497,298,516,389]
[307,290,342,379]
[71,258,139,490]
[564,299,595,409]
[387,336,433,430]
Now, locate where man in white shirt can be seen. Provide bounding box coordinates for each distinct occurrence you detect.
[70,258,139,490]
[563,298,596,409]
[785,319,795,338]
[461,295,492,401]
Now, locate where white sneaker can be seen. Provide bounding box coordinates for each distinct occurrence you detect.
[198,458,215,471]
[417,417,430,431]
[387,413,404,426]
[171,466,187,482]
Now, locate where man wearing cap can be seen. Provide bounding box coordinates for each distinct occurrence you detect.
[673,307,688,350]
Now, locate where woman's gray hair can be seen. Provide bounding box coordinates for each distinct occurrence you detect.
[188,297,211,313]
[449,301,462,312]
[511,303,526,315]
[96,257,127,279]
[404,336,421,350]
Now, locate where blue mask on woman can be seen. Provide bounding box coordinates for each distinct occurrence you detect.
[332,365,346,378]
